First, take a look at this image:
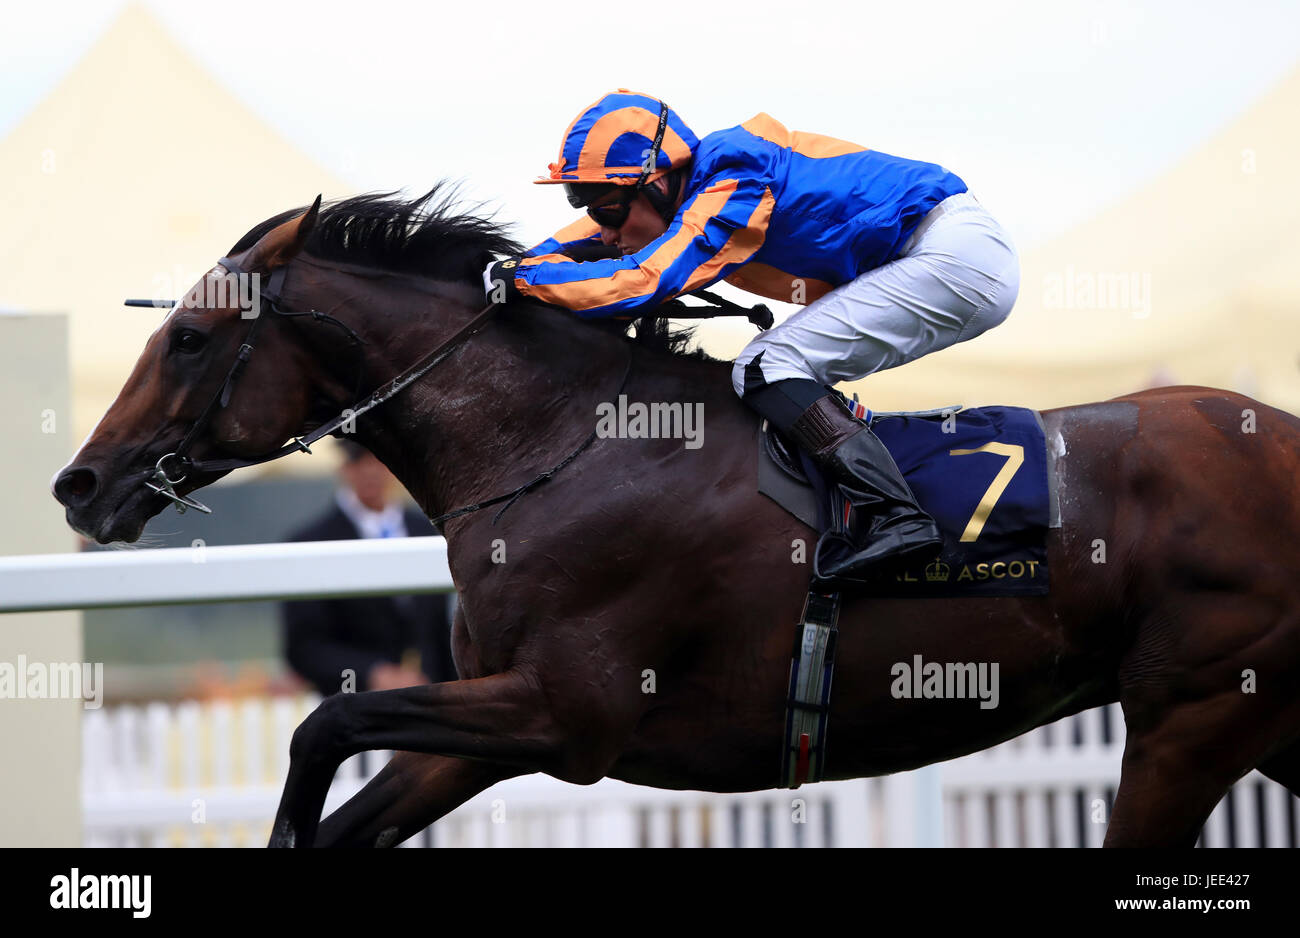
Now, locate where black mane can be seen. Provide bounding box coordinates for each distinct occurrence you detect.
[228,184,711,359]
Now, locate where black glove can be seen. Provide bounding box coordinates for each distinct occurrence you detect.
[483,258,524,303]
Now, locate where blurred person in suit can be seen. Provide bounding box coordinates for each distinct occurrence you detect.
[281,440,456,695]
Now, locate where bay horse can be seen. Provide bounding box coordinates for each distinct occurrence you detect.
[53,188,1300,847]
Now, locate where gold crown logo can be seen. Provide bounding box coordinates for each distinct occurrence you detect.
[925,559,950,582]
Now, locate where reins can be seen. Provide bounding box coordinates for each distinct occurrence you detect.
[131,255,630,525]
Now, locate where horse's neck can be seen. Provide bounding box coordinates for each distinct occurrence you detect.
[328,281,630,522]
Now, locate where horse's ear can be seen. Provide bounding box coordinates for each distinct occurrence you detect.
[246,195,323,271]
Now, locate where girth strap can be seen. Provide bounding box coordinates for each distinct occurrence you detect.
[780,589,841,789]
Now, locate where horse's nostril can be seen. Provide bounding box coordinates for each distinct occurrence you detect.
[54,467,99,507]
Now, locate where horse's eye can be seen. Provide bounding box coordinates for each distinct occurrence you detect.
[171,329,207,355]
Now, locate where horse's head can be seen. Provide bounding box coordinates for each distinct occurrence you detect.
[53,198,343,543]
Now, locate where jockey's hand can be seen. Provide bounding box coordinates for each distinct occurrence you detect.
[483,257,523,303]
[484,242,619,305]
[749,304,775,330]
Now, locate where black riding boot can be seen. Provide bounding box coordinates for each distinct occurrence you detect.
[787,394,944,581]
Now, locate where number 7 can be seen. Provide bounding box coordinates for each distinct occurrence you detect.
[947,442,1025,543]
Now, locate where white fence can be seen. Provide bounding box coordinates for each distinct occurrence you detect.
[83,695,1299,847]
[941,706,1298,848]
[81,694,880,847]
[5,539,1293,846]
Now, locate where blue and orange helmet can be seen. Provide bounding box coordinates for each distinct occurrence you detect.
[536,90,699,208]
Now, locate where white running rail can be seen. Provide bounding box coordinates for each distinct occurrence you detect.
[3,539,1291,846]
[81,696,1299,847]
[0,538,452,613]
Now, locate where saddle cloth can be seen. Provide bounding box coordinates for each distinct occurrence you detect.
[759,401,1058,597]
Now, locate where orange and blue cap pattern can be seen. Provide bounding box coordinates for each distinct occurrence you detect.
[536,89,699,186]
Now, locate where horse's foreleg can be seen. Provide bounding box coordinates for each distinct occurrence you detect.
[316,753,524,847]
[269,670,587,848]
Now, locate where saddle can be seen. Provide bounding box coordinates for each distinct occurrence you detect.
[759,395,1059,598]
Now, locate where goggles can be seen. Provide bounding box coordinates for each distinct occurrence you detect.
[564,183,638,228]
[559,100,671,230]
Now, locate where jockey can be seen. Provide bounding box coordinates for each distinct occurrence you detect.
[483,90,1020,582]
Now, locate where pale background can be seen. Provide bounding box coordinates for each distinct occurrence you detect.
[2,0,1298,471]
[0,0,1296,848]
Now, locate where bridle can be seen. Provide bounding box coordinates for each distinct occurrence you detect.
[136,255,502,515]
[127,219,763,525]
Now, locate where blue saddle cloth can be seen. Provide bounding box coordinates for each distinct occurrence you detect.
[854,404,1051,596]
[759,401,1053,597]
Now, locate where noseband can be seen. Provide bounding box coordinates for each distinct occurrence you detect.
[137,256,500,514]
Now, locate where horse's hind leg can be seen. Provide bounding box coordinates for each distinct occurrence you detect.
[1108,713,1300,846]
[1104,597,1300,846]
[1104,719,1242,847]
[316,753,523,847]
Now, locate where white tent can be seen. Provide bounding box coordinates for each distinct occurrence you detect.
[697,64,1300,416]
[0,4,349,457]
[5,4,1295,460]
[837,62,1300,415]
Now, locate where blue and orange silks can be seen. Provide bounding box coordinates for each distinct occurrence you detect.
[536,89,699,186]
[504,95,968,318]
